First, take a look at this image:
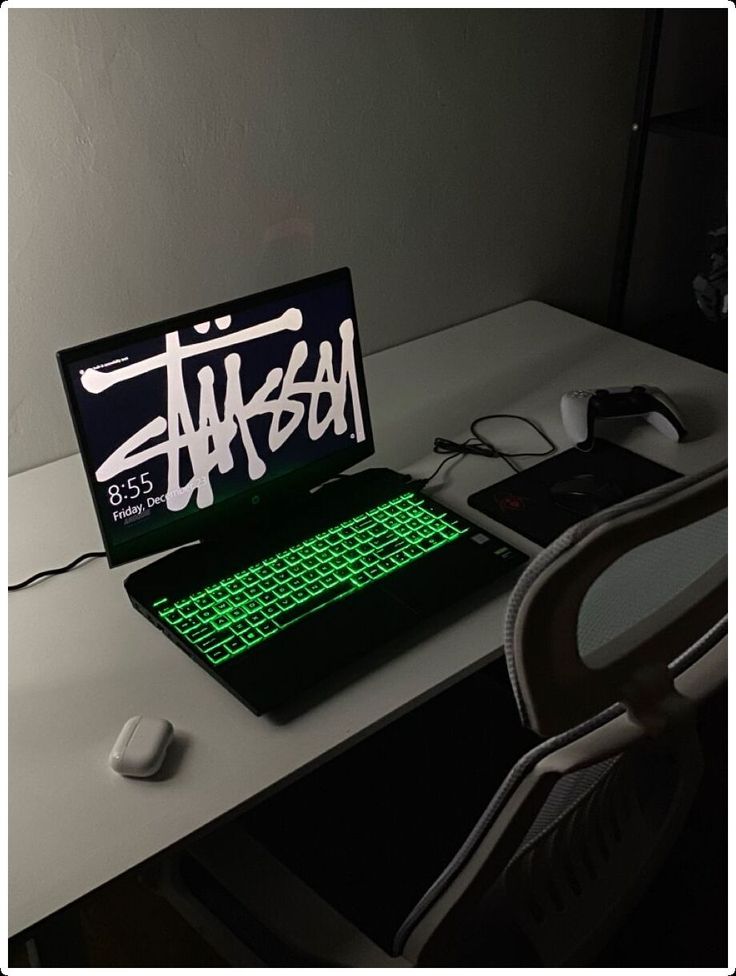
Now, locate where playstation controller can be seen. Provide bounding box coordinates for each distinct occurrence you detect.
[561,385,686,451]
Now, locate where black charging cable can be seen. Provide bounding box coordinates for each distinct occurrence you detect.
[8,551,106,591]
[416,414,557,489]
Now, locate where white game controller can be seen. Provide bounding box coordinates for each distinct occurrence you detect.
[561,385,687,451]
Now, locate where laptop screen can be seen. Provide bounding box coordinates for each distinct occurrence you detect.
[58,268,374,566]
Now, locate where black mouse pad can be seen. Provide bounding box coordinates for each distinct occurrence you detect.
[468,439,681,547]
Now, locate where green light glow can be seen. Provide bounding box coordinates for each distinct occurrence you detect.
[156,492,466,666]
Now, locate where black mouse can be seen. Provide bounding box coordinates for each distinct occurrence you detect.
[550,473,625,517]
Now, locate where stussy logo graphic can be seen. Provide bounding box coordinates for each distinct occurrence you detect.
[81,308,365,510]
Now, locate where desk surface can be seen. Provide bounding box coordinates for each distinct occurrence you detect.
[9,300,727,936]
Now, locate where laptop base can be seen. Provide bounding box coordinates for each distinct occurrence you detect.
[126,469,527,714]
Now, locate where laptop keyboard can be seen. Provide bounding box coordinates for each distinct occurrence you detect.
[153,492,468,666]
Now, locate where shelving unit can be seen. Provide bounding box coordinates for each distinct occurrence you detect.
[607,10,727,371]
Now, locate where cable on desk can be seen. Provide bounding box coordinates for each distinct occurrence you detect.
[416,414,557,489]
[8,551,106,591]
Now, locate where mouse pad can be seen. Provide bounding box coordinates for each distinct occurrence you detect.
[468,439,681,547]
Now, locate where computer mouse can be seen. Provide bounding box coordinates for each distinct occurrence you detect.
[550,474,625,517]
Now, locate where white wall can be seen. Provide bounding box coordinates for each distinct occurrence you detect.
[9,9,642,473]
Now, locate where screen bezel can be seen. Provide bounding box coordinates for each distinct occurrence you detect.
[57,267,375,567]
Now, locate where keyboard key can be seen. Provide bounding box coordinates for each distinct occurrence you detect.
[225,636,247,655]
[207,647,231,664]
[199,632,230,652]
[375,539,403,559]
[259,599,279,618]
[162,610,185,627]
[273,580,353,629]
[175,617,203,635]
[248,564,264,577]
[184,624,211,643]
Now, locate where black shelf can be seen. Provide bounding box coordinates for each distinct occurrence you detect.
[649,96,726,139]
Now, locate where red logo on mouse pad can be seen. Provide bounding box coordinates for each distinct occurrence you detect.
[494,492,527,512]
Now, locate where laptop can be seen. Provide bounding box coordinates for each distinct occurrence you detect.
[57,268,526,714]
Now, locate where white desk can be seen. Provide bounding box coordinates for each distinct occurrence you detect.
[9,301,727,937]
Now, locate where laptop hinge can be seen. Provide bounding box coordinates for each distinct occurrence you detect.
[196,466,411,559]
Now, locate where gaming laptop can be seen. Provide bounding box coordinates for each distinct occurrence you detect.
[58,268,526,713]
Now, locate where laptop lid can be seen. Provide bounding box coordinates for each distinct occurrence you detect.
[58,268,374,566]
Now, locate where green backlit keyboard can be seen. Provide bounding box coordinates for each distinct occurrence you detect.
[153,492,467,667]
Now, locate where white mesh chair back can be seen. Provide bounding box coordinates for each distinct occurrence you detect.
[396,461,726,965]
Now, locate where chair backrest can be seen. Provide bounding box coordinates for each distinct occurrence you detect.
[507,461,726,736]
[394,461,727,966]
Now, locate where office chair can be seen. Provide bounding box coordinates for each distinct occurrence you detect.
[156,460,726,966]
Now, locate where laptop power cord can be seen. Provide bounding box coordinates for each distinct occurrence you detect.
[8,551,106,591]
[416,414,557,489]
[7,471,404,593]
